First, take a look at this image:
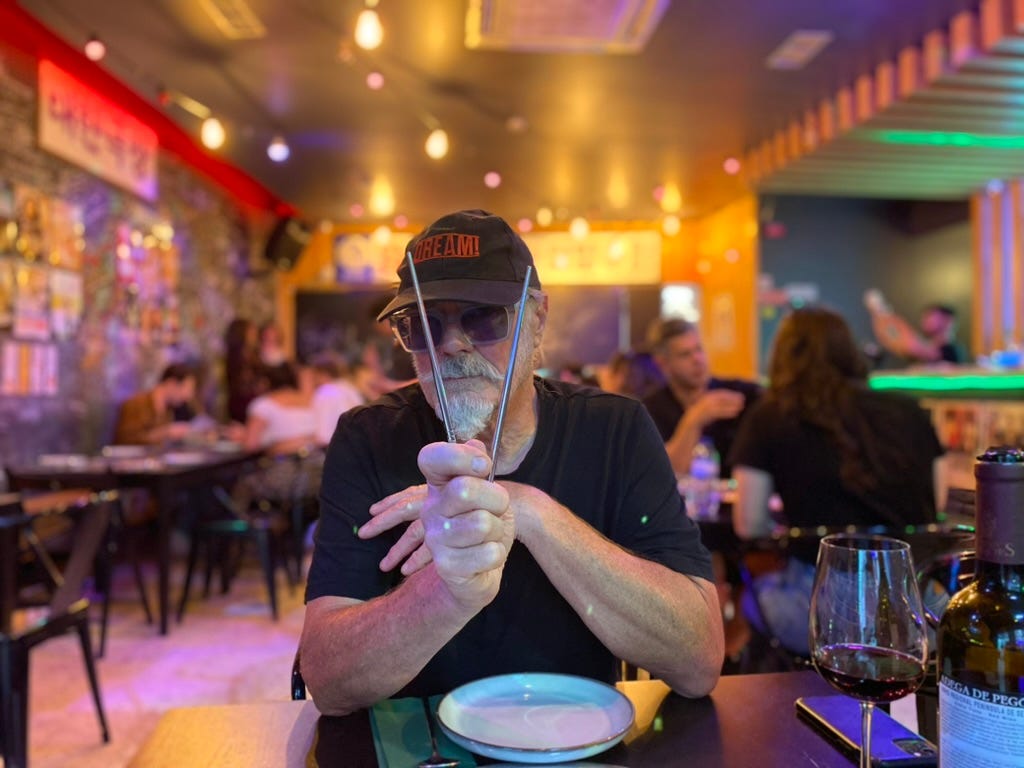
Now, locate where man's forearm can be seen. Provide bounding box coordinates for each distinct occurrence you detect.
[300,566,477,715]
[664,417,701,476]
[518,497,724,697]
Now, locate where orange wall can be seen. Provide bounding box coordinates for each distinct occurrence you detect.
[662,195,760,378]
[276,199,761,376]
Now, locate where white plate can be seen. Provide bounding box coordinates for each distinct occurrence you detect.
[437,673,634,764]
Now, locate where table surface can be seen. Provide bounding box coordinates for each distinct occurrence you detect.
[128,671,876,768]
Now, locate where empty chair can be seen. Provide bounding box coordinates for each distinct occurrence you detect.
[1,490,116,768]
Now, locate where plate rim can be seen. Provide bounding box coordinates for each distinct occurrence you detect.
[436,671,635,756]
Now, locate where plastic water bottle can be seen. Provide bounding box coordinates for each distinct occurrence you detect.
[685,438,720,520]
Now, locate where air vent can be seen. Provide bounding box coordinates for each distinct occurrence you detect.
[765,30,834,70]
[466,0,670,54]
[200,0,267,40]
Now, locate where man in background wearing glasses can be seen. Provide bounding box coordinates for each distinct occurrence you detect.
[300,209,724,715]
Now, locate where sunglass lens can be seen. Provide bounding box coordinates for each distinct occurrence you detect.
[461,305,509,344]
[395,314,443,352]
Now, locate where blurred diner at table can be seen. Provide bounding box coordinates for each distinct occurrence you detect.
[728,306,946,655]
[309,352,366,447]
[112,363,201,446]
[643,318,761,478]
[300,209,723,715]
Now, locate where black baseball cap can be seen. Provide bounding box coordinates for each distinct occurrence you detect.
[376,209,542,321]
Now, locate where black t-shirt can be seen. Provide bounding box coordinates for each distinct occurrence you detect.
[728,387,943,557]
[642,377,762,476]
[306,377,713,696]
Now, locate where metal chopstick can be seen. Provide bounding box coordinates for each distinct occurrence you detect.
[406,250,457,443]
[488,267,533,482]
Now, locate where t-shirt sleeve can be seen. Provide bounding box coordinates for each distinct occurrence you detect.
[610,401,715,583]
[727,400,774,473]
[305,410,403,602]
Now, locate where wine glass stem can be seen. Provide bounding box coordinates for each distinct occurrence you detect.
[860,701,873,768]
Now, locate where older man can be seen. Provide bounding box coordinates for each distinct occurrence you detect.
[300,210,723,715]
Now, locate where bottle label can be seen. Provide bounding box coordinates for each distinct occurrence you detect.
[939,675,1024,767]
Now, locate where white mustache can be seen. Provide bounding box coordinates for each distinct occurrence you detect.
[419,353,503,384]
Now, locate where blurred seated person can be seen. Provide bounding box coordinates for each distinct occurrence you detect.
[309,352,366,447]
[597,350,664,400]
[643,318,761,477]
[231,361,322,514]
[360,298,418,398]
[224,317,261,424]
[729,306,946,655]
[258,320,289,367]
[113,363,198,445]
[865,290,964,365]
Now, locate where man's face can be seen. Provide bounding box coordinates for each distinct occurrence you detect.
[920,309,951,337]
[656,331,709,391]
[166,376,196,407]
[409,299,542,441]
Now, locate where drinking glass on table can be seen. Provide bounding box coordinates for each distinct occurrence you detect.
[808,534,928,768]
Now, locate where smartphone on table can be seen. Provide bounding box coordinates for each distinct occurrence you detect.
[795,695,937,767]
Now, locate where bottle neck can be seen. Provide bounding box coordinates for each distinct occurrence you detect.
[973,559,1024,591]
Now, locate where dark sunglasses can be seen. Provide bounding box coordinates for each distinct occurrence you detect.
[390,304,514,353]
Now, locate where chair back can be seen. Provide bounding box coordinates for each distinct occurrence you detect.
[47,492,115,616]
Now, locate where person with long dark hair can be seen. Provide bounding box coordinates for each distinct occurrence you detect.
[728,306,945,655]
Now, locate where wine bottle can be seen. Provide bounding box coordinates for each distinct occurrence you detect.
[936,447,1024,767]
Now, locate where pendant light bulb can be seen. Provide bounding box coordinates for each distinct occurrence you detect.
[425,128,449,160]
[84,35,106,62]
[201,117,226,150]
[354,9,383,50]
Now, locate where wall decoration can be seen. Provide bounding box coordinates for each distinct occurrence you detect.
[0,257,13,328]
[37,60,158,201]
[14,184,46,261]
[49,268,82,339]
[13,262,49,339]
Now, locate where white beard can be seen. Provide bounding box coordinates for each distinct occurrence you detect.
[416,325,536,442]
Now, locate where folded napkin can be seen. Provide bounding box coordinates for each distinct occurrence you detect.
[370,695,477,768]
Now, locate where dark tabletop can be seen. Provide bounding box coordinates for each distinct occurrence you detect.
[130,671,878,768]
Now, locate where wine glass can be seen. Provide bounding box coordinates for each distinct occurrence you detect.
[809,534,929,768]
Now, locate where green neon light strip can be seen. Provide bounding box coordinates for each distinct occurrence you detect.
[869,130,1024,150]
[870,374,1024,392]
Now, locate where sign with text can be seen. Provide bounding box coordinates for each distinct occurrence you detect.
[38,60,158,201]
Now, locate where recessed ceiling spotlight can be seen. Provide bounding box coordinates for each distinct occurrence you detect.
[366,71,385,90]
[569,217,590,240]
[267,135,290,162]
[84,35,106,62]
[484,171,501,189]
[723,157,741,175]
[349,203,365,218]
[354,9,383,50]
[662,215,681,237]
[393,214,408,229]
[536,207,553,227]
[517,218,534,233]
[425,128,449,160]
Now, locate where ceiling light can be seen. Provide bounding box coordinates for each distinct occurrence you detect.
[661,215,681,237]
[84,35,106,62]
[267,135,290,162]
[372,225,392,245]
[766,30,834,70]
[349,203,365,218]
[366,71,385,90]
[505,115,528,133]
[355,9,383,50]
[569,217,590,240]
[536,207,553,227]
[659,183,682,213]
[517,218,533,233]
[393,214,408,229]
[200,117,225,149]
[425,128,449,160]
[723,157,741,175]
[484,171,501,188]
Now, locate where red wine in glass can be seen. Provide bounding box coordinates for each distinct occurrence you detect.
[815,644,926,702]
